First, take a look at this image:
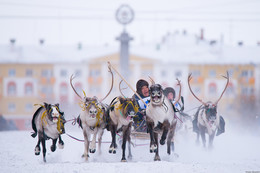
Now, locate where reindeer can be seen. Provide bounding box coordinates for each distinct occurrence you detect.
[188,72,229,148]
[107,95,139,162]
[145,78,181,161]
[31,103,65,162]
[70,64,113,161]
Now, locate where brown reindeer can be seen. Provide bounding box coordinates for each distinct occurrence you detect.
[146,78,181,161]
[188,72,229,148]
[107,95,139,162]
[70,64,113,161]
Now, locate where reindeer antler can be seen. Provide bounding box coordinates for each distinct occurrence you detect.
[215,71,229,105]
[149,76,155,85]
[70,74,82,100]
[172,78,182,106]
[119,80,127,98]
[99,62,114,102]
[188,73,207,105]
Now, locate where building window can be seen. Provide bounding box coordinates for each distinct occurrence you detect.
[25,103,33,112]
[241,70,253,78]
[226,83,235,96]
[7,82,16,96]
[192,86,201,95]
[8,69,16,77]
[175,71,182,78]
[60,82,68,95]
[249,70,253,77]
[60,69,67,77]
[74,83,82,101]
[228,69,234,77]
[209,70,216,78]
[26,69,33,77]
[75,69,82,77]
[161,70,167,77]
[241,87,249,95]
[90,69,100,77]
[41,86,53,96]
[75,82,82,94]
[42,69,52,78]
[8,103,16,112]
[25,82,33,95]
[209,82,217,95]
[191,70,200,77]
[60,83,68,102]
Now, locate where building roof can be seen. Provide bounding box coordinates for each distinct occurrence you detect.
[0,44,118,64]
[1,32,260,65]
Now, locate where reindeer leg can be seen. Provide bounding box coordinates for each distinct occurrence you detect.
[121,123,132,162]
[109,125,117,154]
[58,135,64,149]
[35,136,41,155]
[97,129,104,155]
[167,129,174,155]
[50,138,57,152]
[154,132,160,161]
[160,121,169,145]
[147,121,157,153]
[121,127,128,162]
[82,128,90,161]
[39,133,47,162]
[208,133,215,149]
[89,128,98,153]
[196,132,200,145]
[200,129,206,148]
[127,127,132,160]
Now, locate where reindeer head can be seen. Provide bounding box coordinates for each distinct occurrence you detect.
[118,97,139,119]
[149,84,163,105]
[44,102,65,134]
[44,103,60,123]
[84,97,102,119]
[204,101,218,123]
[188,72,229,123]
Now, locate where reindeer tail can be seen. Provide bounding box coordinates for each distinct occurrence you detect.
[31,106,44,138]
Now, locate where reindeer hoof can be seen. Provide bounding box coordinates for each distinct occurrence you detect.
[109,147,116,154]
[128,155,132,160]
[35,146,40,155]
[160,139,165,145]
[90,149,96,153]
[121,158,127,162]
[154,156,161,161]
[50,145,56,152]
[81,154,89,158]
[150,145,157,153]
[58,143,64,149]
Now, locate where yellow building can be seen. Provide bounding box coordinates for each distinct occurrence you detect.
[0,63,54,129]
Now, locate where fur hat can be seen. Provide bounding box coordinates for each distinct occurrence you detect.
[163,87,175,99]
[136,79,149,97]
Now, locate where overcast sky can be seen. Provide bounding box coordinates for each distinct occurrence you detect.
[0,0,259,46]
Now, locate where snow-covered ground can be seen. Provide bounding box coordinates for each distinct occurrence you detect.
[0,123,259,173]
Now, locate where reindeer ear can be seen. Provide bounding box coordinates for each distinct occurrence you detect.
[119,97,124,104]
[44,102,51,111]
[44,102,48,108]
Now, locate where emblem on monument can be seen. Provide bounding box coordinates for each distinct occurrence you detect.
[116,4,134,26]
